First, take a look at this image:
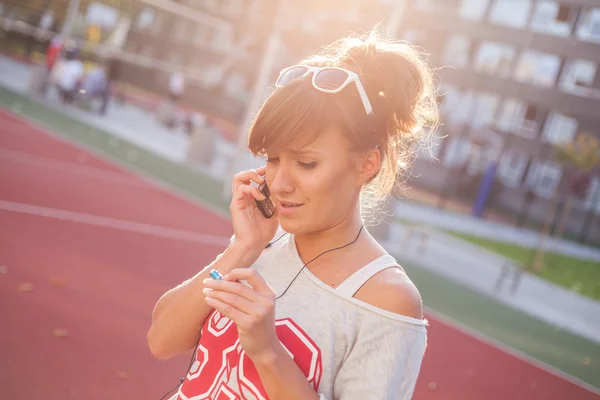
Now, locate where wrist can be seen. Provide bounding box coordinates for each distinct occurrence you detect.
[226,241,262,267]
[249,341,284,369]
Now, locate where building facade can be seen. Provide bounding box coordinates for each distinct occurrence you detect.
[120,0,397,125]
[397,0,600,244]
[86,0,599,244]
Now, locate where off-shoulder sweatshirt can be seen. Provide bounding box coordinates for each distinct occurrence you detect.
[175,231,428,400]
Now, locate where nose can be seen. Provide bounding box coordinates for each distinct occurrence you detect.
[268,162,295,196]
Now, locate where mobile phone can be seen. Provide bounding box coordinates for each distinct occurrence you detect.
[256,181,276,219]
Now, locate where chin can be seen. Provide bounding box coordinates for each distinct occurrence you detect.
[279,216,336,237]
[278,219,312,236]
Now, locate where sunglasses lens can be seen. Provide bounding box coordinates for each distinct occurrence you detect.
[277,66,308,87]
[314,69,348,91]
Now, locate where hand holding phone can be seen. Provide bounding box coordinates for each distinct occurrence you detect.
[229,167,278,255]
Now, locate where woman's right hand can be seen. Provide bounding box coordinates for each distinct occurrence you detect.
[229,166,279,257]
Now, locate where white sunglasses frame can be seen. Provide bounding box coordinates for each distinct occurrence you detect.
[275,65,373,115]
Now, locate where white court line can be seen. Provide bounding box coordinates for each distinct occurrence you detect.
[424,307,600,395]
[0,148,153,188]
[5,106,597,392]
[0,106,232,220]
[0,200,231,246]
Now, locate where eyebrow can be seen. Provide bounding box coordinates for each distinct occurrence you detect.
[287,149,324,156]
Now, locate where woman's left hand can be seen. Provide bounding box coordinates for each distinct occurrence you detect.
[203,268,278,363]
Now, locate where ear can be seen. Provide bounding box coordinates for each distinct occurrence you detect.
[357,147,381,187]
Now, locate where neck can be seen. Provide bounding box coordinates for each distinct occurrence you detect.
[293,212,364,264]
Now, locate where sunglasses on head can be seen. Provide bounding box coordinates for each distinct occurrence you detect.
[275,65,373,116]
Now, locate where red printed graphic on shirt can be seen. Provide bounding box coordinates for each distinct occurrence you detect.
[177,311,322,400]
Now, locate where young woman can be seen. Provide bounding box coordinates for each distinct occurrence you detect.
[149,32,439,400]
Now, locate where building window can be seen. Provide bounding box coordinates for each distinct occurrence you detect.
[136,8,156,30]
[559,59,598,97]
[149,14,163,36]
[471,92,500,129]
[210,28,233,54]
[442,35,471,69]
[438,84,461,117]
[530,1,575,37]
[514,50,561,88]
[498,151,528,187]
[541,113,578,144]
[458,0,490,21]
[446,90,476,125]
[522,104,542,137]
[443,137,472,168]
[496,98,540,139]
[526,161,562,198]
[474,41,515,77]
[577,7,600,43]
[489,0,533,29]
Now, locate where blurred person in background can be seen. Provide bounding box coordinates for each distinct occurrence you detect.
[80,62,109,115]
[54,43,84,105]
[148,31,439,400]
[185,113,218,167]
[45,36,62,73]
[105,54,123,105]
[157,70,186,129]
[168,70,185,103]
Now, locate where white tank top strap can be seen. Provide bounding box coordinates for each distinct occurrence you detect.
[335,255,400,298]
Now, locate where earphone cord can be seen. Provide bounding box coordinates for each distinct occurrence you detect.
[160,225,364,399]
[159,334,200,400]
[276,225,363,300]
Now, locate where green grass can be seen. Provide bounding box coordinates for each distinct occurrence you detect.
[448,230,600,301]
[0,87,229,212]
[2,86,599,389]
[398,261,600,388]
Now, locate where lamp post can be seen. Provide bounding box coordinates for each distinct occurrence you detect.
[221,0,287,200]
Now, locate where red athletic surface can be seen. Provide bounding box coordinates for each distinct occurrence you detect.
[0,109,597,399]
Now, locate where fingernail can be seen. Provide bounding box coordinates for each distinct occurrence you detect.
[203,288,212,295]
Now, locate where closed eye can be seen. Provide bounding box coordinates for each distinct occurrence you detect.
[299,161,318,169]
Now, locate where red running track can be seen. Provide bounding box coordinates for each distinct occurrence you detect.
[0,109,597,400]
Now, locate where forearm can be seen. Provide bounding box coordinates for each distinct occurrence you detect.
[253,342,320,400]
[147,244,260,359]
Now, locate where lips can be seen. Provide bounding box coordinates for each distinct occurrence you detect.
[277,200,304,215]
[280,202,303,208]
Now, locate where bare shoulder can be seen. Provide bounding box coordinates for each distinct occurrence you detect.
[353,266,423,319]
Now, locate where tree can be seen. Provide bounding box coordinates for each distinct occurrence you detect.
[531,133,600,272]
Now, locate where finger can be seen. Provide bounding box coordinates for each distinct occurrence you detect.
[232,167,266,194]
[203,279,264,303]
[223,268,274,296]
[232,184,266,206]
[203,287,262,315]
[204,296,250,326]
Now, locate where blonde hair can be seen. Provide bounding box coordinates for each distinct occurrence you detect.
[248,31,439,221]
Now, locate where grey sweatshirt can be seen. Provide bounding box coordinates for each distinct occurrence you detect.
[174,232,428,400]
